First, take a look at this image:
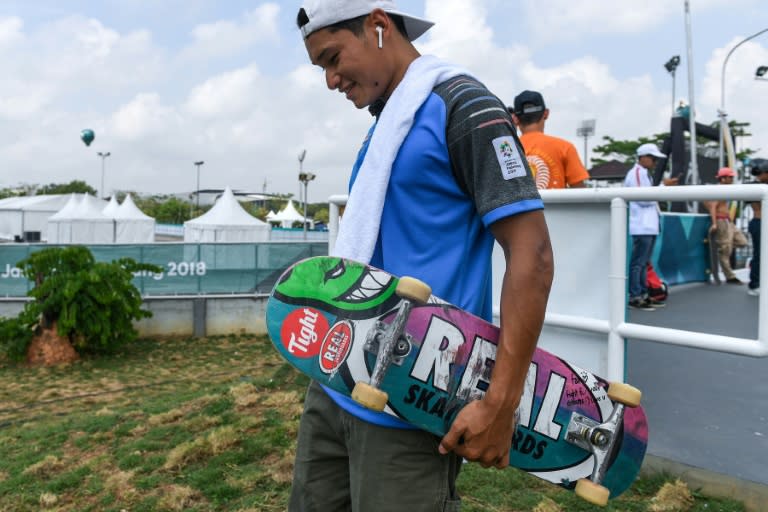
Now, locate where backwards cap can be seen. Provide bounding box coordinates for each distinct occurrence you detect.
[299,0,434,41]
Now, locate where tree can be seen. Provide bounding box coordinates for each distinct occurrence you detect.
[37,180,96,195]
[0,246,161,360]
[591,119,759,168]
[591,134,667,166]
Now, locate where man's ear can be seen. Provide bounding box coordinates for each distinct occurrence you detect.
[542,109,550,122]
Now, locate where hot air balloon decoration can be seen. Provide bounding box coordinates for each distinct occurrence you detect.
[80,129,95,147]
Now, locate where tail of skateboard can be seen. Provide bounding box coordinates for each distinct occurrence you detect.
[267,256,648,505]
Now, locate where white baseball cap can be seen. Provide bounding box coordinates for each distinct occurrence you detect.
[636,143,666,159]
[299,0,434,41]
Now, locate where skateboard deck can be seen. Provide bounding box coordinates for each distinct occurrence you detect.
[707,231,721,284]
[266,256,648,505]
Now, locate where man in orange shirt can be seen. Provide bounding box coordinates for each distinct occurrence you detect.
[509,90,589,189]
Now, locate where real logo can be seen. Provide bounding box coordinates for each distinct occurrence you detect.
[319,321,353,374]
[281,308,329,359]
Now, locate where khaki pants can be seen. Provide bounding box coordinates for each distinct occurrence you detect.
[715,219,748,280]
[289,381,462,512]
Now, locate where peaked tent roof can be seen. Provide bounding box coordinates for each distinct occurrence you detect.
[185,187,268,227]
[76,194,112,220]
[114,194,154,220]
[102,196,120,217]
[274,200,305,222]
[48,194,82,220]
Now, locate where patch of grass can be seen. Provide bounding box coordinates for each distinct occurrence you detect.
[0,334,751,511]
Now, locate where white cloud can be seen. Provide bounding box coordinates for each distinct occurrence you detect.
[0,16,23,47]
[111,93,181,141]
[1,1,766,198]
[182,4,281,60]
[184,65,262,118]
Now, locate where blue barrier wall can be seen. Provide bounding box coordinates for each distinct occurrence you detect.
[651,213,711,285]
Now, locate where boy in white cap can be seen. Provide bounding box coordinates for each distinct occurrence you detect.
[292,1,554,510]
[624,143,676,310]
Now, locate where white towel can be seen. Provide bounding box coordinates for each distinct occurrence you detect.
[332,55,472,263]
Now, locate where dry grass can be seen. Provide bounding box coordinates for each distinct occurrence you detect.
[649,479,696,511]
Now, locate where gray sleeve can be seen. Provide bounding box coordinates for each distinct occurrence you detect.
[435,77,541,218]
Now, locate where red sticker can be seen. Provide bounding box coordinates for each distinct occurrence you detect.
[319,322,353,374]
[280,308,329,359]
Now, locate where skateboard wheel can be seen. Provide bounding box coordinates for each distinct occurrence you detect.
[351,382,389,411]
[396,277,432,304]
[606,382,642,408]
[575,479,610,506]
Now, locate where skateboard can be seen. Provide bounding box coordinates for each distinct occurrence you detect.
[266,256,648,506]
[707,230,721,284]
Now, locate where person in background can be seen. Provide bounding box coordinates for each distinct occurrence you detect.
[509,90,590,189]
[624,143,677,310]
[747,160,768,295]
[708,167,749,285]
[291,1,554,510]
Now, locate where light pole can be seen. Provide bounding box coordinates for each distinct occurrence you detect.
[576,120,595,169]
[756,65,768,81]
[664,55,681,117]
[298,149,307,201]
[97,151,110,199]
[194,160,204,210]
[299,171,316,239]
[684,0,699,187]
[719,27,768,168]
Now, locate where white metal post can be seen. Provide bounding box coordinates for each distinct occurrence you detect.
[608,198,628,382]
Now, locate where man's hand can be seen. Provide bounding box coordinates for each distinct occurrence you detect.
[438,398,518,469]
[663,176,680,186]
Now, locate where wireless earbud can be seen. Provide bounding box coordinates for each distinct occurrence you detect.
[376,26,383,49]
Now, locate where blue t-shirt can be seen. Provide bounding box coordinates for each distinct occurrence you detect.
[324,75,543,428]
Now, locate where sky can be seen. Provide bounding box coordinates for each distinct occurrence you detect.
[1,0,767,203]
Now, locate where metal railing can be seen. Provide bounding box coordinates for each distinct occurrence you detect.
[328,184,768,382]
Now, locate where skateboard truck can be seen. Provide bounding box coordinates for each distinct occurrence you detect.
[352,277,432,411]
[565,382,642,506]
[363,321,413,367]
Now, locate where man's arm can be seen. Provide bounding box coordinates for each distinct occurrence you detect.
[439,210,553,468]
[706,200,718,231]
[565,142,589,188]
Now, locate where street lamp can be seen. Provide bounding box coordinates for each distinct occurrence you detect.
[299,170,316,239]
[194,161,204,210]
[664,55,681,117]
[756,65,768,81]
[719,27,768,168]
[97,151,110,199]
[576,120,596,169]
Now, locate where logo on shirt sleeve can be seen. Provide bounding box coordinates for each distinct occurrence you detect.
[492,137,527,180]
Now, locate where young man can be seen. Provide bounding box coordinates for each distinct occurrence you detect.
[509,90,590,189]
[624,143,670,310]
[708,167,749,284]
[747,160,768,295]
[292,1,554,510]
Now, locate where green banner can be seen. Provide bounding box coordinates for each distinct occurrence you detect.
[0,242,327,297]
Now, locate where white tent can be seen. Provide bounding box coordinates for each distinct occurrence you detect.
[183,187,270,243]
[0,194,76,242]
[273,200,307,228]
[47,194,113,244]
[102,195,120,217]
[112,194,156,243]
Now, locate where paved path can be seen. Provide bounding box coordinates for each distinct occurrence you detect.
[626,272,767,485]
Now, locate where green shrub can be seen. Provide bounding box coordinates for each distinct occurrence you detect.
[0,312,35,361]
[3,246,163,357]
